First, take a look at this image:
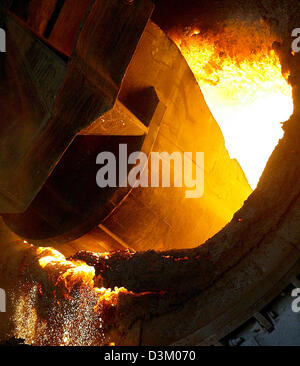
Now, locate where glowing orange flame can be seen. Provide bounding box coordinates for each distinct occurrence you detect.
[94,287,129,311]
[172,22,294,188]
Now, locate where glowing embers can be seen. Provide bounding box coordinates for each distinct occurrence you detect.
[13,246,129,346]
[36,247,96,291]
[173,22,294,188]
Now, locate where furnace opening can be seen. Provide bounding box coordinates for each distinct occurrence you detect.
[169,20,294,188]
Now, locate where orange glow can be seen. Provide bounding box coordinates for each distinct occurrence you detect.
[173,24,293,188]
[36,247,96,291]
[94,286,129,311]
[36,247,129,297]
[13,246,131,346]
[37,247,65,267]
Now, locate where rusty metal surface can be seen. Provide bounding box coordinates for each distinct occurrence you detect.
[0,0,153,214]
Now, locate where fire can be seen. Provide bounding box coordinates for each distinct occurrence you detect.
[13,246,131,346]
[36,247,96,291]
[172,22,294,188]
[37,247,66,267]
[94,287,129,311]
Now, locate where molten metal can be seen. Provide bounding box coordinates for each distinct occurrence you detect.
[12,245,130,346]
